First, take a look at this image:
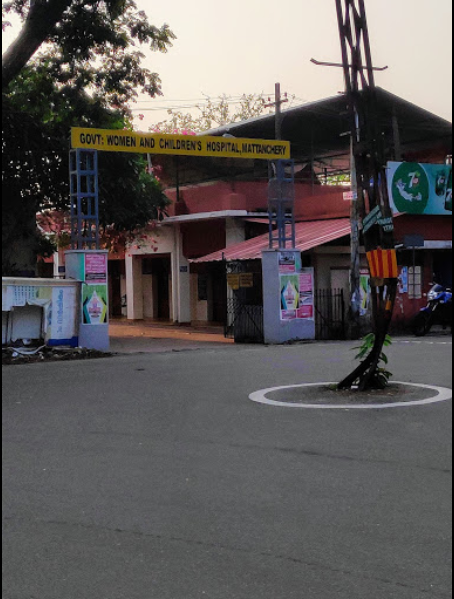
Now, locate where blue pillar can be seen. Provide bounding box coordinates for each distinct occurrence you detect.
[67,150,109,351]
[69,149,99,250]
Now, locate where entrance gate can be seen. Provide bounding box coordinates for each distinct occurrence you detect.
[225,261,264,344]
[69,128,290,344]
[315,288,346,340]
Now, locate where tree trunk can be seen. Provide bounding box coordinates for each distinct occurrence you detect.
[338,280,398,390]
[2,196,39,277]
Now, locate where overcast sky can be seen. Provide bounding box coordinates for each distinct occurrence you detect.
[3,0,453,130]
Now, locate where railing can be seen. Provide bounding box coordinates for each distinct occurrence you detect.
[315,288,346,340]
[226,299,264,344]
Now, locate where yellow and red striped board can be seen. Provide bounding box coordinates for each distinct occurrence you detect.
[367,248,398,279]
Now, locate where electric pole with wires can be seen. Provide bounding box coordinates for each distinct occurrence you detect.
[314,0,398,390]
[265,83,289,141]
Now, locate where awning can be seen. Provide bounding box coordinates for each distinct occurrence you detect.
[191,218,351,263]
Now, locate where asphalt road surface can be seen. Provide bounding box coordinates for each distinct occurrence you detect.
[3,337,452,599]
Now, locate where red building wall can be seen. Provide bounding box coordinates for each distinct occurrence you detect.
[181,220,226,260]
[165,181,349,221]
[394,215,453,243]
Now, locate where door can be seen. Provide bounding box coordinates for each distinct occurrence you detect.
[155,257,171,320]
[109,260,123,318]
[211,264,228,324]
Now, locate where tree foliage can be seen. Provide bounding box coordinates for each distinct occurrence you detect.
[2,0,175,274]
[152,94,270,134]
[2,0,174,90]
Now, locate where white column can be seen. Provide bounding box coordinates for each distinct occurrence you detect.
[172,225,191,324]
[125,253,144,320]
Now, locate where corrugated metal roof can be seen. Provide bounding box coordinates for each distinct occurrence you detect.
[191,218,351,263]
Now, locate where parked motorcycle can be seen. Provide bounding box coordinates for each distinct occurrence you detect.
[412,284,453,337]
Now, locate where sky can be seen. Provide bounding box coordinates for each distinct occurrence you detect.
[3,0,453,130]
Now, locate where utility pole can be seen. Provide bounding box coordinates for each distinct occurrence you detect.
[265,83,295,250]
[313,0,399,390]
[336,0,398,390]
[265,83,289,140]
[349,137,362,338]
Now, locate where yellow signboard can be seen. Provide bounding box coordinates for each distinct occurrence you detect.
[227,273,255,290]
[71,128,291,161]
[239,273,254,288]
[227,274,241,290]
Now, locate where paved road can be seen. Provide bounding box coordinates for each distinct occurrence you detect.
[3,337,452,599]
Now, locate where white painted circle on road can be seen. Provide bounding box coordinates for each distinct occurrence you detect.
[249,382,453,410]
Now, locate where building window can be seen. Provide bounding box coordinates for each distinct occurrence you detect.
[408,266,423,299]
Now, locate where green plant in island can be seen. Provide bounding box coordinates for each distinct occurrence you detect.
[353,333,393,389]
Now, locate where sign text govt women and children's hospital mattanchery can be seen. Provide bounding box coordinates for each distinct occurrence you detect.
[71,128,291,161]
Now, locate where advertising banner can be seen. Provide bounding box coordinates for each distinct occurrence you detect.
[279,251,303,274]
[387,162,453,216]
[83,285,108,325]
[79,252,109,326]
[72,128,291,161]
[85,254,107,284]
[280,270,314,321]
[2,281,78,343]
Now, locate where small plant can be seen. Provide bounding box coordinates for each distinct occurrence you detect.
[352,333,393,389]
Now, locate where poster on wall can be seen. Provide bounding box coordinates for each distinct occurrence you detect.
[85,253,107,284]
[398,267,409,295]
[2,283,78,342]
[387,162,453,216]
[359,270,371,316]
[51,286,78,340]
[83,285,108,325]
[279,251,303,274]
[280,270,314,321]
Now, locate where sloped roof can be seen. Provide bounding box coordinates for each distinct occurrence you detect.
[205,88,452,151]
[191,218,351,263]
[158,88,452,187]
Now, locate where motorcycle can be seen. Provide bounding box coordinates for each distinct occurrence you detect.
[412,284,453,337]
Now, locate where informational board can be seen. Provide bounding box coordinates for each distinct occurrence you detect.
[387,162,453,216]
[71,128,291,161]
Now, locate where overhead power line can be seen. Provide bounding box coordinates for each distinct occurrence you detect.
[131,93,306,113]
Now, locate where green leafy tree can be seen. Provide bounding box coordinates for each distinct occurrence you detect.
[2,0,174,90]
[2,0,175,275]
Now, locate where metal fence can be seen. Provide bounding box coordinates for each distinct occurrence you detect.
[315,288,346,340]
[225,299,264,344]
[225,260,264,344]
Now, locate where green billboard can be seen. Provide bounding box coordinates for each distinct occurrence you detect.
[387,162,452,216]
